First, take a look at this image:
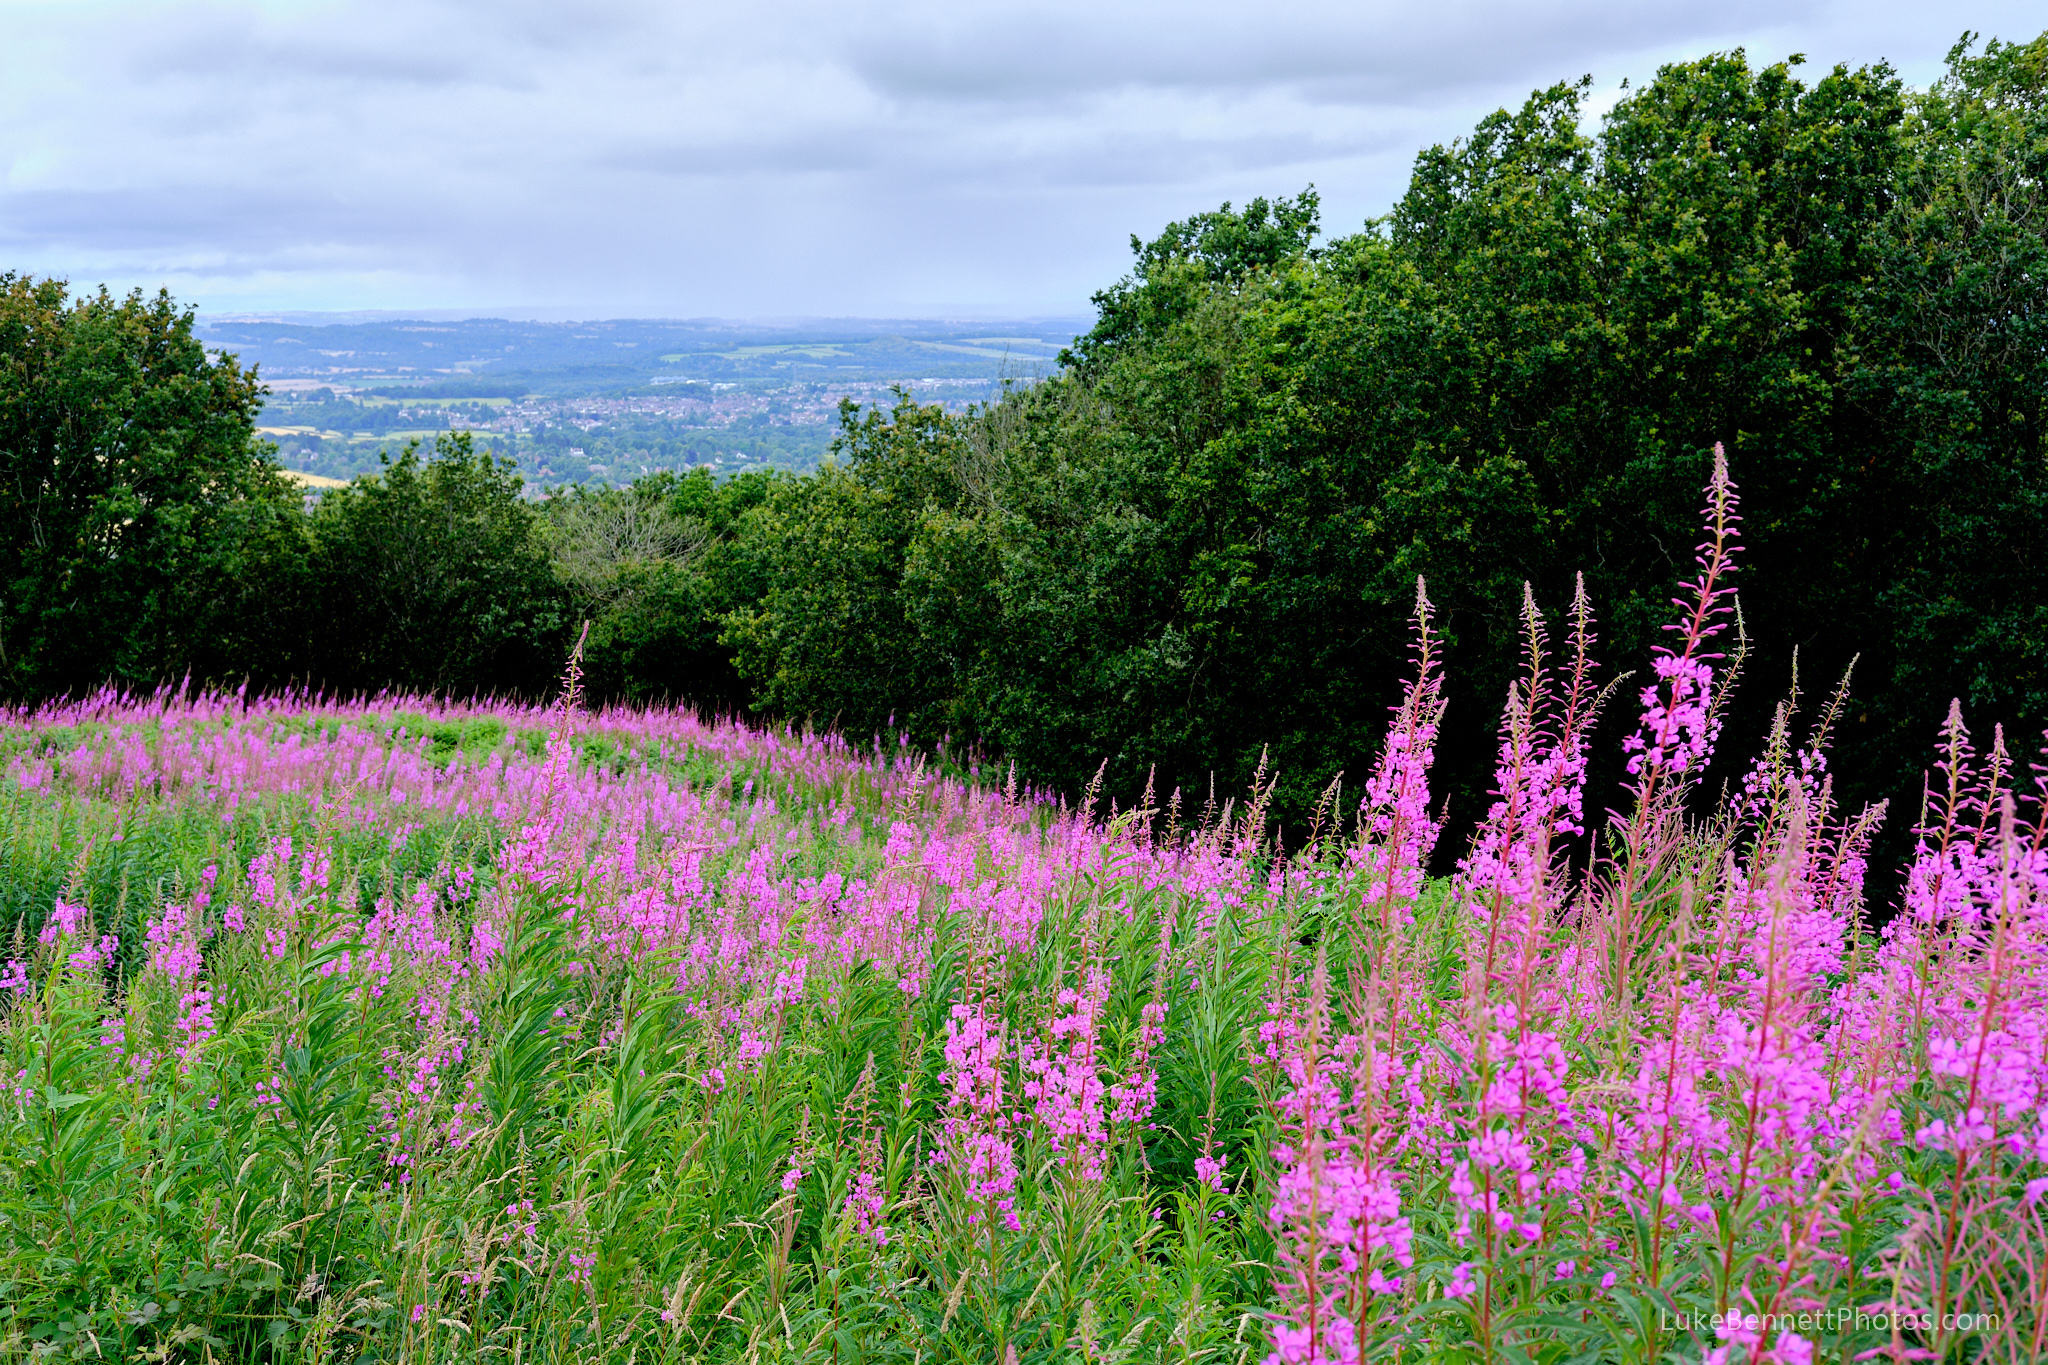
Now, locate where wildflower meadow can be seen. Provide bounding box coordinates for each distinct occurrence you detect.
[2,451,2044,1363]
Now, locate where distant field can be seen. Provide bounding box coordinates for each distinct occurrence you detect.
[706,344,854,360]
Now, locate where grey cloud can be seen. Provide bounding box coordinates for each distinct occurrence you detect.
[0,180,494,277]
[838,0,1809,106]
[1001,131,1412,191]
[140,29,482,90]
[2,0,2041,316]
[0,188,356,256]
[607,116,1398,189]
[608,134,891,179]
[115,0,660,102]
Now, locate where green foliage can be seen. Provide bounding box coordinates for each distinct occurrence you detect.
[0,710,1279,1361]
[308,432,568,696]
[0,275,307,698]
[557,467,784,709]
[679,36,2048,843]
[4,31,2044,861]
[1066,189,1323,368]
[720,394,972,735]
[1854,31,2048,796]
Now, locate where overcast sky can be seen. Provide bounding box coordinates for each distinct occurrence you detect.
[1,1,2039,319]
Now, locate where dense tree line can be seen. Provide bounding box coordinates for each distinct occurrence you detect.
[4,36,2043,868]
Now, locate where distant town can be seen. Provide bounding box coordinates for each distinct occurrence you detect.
[203,313,1084,490]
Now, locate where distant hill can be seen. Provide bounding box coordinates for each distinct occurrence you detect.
[197,314,1087,390]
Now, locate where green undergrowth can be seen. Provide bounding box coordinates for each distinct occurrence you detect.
[0,715,1300,1363]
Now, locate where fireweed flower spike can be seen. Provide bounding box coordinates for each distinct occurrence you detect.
[5,457,2048,1360]
[1600,443,1741,1017]
[1355,579,1447,941]
[1265,595,1443,1363]
[1265,951,1367,1365]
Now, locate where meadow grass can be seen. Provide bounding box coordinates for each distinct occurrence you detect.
[1,455,2044,1363]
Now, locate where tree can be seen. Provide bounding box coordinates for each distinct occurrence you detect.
[308,433,565,695]
[560,467,781,709]
[0,275,306,697]
[1850,32,2048,810]
[548,479,709,608]
[723,393,968,734]
[801,38,2041,855]
[1063,190,1321,370]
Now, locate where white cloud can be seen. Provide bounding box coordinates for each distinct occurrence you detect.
[0,0,2037,315]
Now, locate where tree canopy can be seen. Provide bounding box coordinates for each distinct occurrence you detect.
[3,34,2042,869]
[0,276,303,696]
[719,36,2048,862]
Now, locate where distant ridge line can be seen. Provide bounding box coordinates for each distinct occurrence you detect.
[201,309,1096,330]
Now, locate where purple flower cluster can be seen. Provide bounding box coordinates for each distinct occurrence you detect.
[1254,449,2048,1361]
[4,446,2045,1359]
